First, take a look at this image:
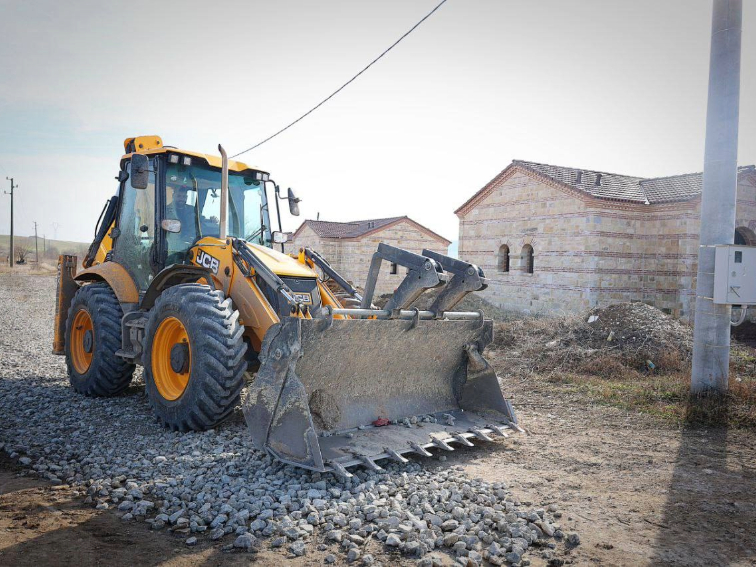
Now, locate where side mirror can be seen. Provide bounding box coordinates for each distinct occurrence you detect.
[161,219,181,233]
[272,231,289,244]
[287,188,301,216]
[130,154,150,189]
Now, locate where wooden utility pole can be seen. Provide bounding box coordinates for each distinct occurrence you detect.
[691,0,742,393]
[4,177,15,267]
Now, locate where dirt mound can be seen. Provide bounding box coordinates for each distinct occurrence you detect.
[490,302,693,377]
[585,302,693,357]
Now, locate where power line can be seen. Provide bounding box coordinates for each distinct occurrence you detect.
[231,0,448,159]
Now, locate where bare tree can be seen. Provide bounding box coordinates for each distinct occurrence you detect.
[15,246,31,264]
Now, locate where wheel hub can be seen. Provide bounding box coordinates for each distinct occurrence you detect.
[151,316,191,401]
[83,330,94,354]
[170,342,190,374]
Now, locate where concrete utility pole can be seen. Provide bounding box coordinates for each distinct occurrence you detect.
[691,0,742,394]
[4,177,16,267]
[33,221,39,264]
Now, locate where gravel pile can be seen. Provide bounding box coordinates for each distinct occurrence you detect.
[0,275,570,566]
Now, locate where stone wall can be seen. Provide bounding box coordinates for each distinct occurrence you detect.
[457,168,756,321]
[287,220,450,297]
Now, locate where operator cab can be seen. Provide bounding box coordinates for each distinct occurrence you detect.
[115,136,272,291]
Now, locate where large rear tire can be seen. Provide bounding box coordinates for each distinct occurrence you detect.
[65,282,135,396]
[143,284,247,431]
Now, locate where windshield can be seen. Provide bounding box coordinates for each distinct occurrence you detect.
[164,160,271,261]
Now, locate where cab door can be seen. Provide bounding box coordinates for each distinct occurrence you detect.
[113,159,157,291]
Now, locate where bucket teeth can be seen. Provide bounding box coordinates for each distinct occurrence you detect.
[471,428,494,442]
[327,461,353,479]
[360,455,384,472]
[453,434,475,447]
[432,437,455,451]
[488,424,510,438]
[385,448,409,464]
[410,442,433,457]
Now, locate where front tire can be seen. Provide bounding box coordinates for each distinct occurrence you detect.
[65,283,135,396]
[143,284,247,431]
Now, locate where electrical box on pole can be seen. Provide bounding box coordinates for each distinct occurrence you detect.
[714,245,756,305]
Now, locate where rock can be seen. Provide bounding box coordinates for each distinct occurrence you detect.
[210,527,225,541]
[405,540,422,557]
[288,541,306,556]
[185,536,197,546]
[505,551,522,564]
[386,533,402,547]
[362,554,375,565]
[567,533,580,546]
[442,520,459,532]
[444,533,460,547]
[325,554,337,564]
[536,520,555,537]
[271,536,286,548]
[347,548,361,563]
[210,514,228,528]
[327,529,344,542]
[250,518,266,532]
[169,509,186,524]
[19,457,32,466]
[233,532,256,550]
[468,550,483,565]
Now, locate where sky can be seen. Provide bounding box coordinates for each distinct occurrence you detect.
[0,0,754,245]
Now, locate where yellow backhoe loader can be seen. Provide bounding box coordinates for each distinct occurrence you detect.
[53,135,519,476]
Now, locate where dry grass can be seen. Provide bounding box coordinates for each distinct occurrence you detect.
[490,304,756,428]
[0,263,57,276]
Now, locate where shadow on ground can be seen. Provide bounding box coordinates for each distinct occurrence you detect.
[651,402,756,566]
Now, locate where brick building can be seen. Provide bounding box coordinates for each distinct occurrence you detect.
[286,216,451,296]
[456,160,756,320]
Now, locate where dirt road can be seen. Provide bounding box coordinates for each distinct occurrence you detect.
[1,273,754,566]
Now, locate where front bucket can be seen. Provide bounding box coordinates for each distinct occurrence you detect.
[242,316,518,473]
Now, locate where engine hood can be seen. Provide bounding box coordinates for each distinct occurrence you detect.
[245,242,317,279]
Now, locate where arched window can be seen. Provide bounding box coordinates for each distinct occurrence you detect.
[522,244,534,274]
[735,227,756,245]
[497,245,510,272]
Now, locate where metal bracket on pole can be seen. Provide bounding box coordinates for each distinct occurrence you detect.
[421,249,488,315]
[360,243,447,312]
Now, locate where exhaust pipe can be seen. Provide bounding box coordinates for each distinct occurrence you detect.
[218,144,228,240]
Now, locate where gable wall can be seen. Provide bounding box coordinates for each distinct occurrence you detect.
[286,220,449,297]
[458,171,593,315]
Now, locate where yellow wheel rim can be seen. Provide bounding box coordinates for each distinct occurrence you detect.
[152,316,191,401]
[70,309,94,374]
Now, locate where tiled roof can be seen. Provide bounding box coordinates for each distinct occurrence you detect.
[305,217,405,238]
[457,161,756,213]
[295,216,451,245]
[639,172,704,204]
[514,160,648,202]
